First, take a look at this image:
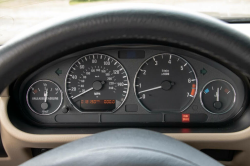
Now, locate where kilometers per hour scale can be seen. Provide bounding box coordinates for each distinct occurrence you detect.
[65,54,129,113]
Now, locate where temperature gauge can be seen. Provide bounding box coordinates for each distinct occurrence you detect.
[200,79,236,114]
[26,80,63,115]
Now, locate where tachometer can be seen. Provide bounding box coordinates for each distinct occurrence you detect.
[134,53,197,112]
[65,53,129,113]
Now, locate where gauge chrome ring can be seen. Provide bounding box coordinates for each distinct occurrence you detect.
[200,79,236,114]
[64,53,130,114]
[26,80,63,116]
[133,52,198,113]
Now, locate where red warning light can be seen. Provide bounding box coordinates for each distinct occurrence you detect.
[182,114,190,123]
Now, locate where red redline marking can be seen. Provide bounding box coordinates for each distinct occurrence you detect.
[190,84,196,96]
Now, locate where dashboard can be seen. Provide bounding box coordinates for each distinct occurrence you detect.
[2,4,250,165]
[12,45,248,127]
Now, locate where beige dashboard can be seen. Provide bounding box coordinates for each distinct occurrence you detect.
[1,87,250,166]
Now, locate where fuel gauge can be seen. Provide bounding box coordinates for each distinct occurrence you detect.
[200,79,236,114]
[26,80,63,115]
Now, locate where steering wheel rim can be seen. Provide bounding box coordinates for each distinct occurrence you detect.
[20,129,222,166]
[0,4,250,93]
[0,4,249,165]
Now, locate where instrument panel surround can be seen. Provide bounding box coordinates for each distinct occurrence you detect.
[14,45,247,127]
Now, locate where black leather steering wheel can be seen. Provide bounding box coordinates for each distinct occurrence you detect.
[1,4,250,94]
[1,4,250,166]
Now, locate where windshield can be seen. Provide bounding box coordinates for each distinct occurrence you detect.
[1,0,250,44]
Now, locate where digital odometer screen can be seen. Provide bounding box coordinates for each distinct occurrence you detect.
[80,100,116,111]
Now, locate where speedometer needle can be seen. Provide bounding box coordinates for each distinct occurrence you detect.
[71,87,94,99]
[138,86,162,94]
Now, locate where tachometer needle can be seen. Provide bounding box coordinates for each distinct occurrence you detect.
[138,86,162,94]
[72,87,94,99]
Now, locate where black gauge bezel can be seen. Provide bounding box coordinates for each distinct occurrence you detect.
[12,44,247,131]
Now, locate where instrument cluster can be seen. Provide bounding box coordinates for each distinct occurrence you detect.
[16,45,247,126]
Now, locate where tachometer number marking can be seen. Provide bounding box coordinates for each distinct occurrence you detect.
[134,53,197,113]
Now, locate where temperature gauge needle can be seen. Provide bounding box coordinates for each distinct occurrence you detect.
[216,88,219,101]
[138,86,162,94]
[72,87,94,99]
[213,87,222,110]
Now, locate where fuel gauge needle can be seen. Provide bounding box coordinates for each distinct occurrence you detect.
[72,87,94,99]
[138,86,162,94]
[44,88,48,103]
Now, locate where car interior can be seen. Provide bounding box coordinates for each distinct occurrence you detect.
[1,0,250,166]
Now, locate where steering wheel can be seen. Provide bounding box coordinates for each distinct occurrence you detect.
[21,129,221,166]
[1,4,250,166]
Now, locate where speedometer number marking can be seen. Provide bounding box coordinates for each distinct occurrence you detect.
[66,54,129,113]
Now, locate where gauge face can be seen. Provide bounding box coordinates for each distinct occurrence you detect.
[65,53,129,112]
[134,53,197,112]
[26,80,63,115]
[201,79,236,114]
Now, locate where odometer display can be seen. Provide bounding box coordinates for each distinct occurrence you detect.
[134,53,197,112]
[65,54,129,112]
[80,99,116,111]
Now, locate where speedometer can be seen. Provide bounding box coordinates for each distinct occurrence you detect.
[65,54,129,113]
[134,53,197,113]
